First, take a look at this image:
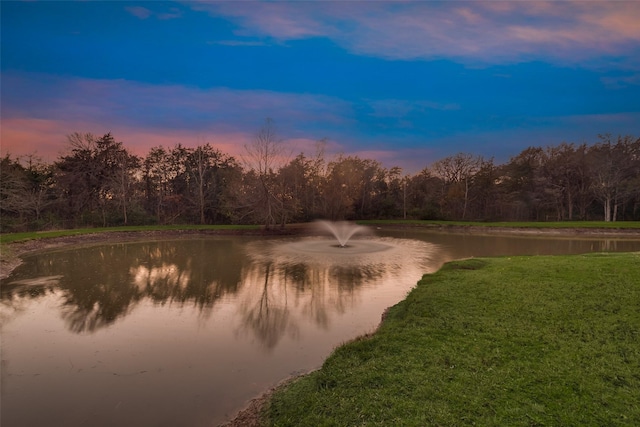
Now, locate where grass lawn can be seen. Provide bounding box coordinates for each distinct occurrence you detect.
[266,252,640,426]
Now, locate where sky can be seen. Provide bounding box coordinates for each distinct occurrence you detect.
[2,1,640,173]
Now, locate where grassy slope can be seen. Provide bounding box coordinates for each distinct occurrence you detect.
[267,253,640,426]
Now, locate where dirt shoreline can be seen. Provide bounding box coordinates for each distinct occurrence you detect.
[2,225,640,426]
[377,223,640,237]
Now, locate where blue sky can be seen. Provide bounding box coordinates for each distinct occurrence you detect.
[2,1,640,172]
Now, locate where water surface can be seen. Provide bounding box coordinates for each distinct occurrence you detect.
[2,231,639,426]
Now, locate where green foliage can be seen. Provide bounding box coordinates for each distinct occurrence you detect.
[267,253,640,426]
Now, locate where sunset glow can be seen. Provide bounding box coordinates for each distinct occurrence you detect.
[2,1,639,172]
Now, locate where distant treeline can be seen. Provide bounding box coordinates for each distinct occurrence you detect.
[1,125,639,232]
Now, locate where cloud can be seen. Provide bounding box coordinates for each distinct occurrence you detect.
[0,72,442,172]
[191,1,330,40]
[1,103,424,172]
[0,72,355,161]
[208,40,267,47]
[0,118,71,162]
[0,116,256,162]
[600,73,640,89]
[194,1,640,67]
[125,6,151,20]
[367,99,460,119]
[157,7,182,20]
[125,5,182,20]
[558,111,640,126]
[2,72,353,130]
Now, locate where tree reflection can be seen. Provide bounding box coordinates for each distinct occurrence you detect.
[237,262,296,349]
[2,239,246,333]
[0,276,61,326]
[236,252,389,350]
[2,237,439,344]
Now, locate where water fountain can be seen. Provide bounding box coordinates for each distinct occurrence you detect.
[270,220,394,261]
[316,220,366,247]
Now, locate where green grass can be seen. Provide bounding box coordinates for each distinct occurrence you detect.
[266,253,640,426]
[0,224,261,245]
[359,219,640,229]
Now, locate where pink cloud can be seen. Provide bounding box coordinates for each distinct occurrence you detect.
[191,2,329,40]
[198,1,640,66]
[1,73,360,167]
[3,72,353,146]
[1,118,71,162]
[0,116,255,163]
[0,116,433,174]
[345,148,438,175]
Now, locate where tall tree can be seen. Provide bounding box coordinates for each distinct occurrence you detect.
[242,119,289,228]
[56,132,139,226]
[431,152,482,220]
[323,155,366,220]
[502,147,546,220]
[468,157,503,220]
[405,168,442,219]
[0,155,29,230]
[185,144,240,224]
[0,154,55,230]
[56,132,101,224]
[589,135,640,221]
[142,146,171,223]
[276,154,311,223]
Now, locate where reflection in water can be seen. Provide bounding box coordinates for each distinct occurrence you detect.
[2,240,247,333]
[2,232,639,427]
[233,237,440,349]
[0,276,62,327]
[237,261,297,350]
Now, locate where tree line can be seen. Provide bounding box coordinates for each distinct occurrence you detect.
[1,122,639,232]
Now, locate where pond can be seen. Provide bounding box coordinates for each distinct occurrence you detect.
[2,228,640,427]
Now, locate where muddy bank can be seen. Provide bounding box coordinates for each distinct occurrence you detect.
[374,223,640,237]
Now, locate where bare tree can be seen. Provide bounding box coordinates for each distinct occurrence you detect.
[432,152,482,220]
[590,135,640,221]
[242,119,290,228]
[109,149,140,225]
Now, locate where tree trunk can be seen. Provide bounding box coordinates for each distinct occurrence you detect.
[604,198,611,222]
